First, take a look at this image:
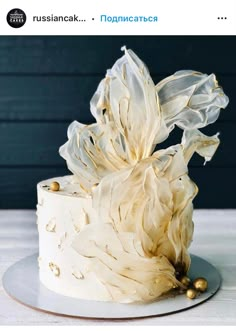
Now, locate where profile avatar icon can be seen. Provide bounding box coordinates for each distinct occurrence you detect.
[7,8,26,28]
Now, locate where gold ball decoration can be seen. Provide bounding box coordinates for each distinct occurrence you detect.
[186,288,197,299]
[50,181,60,191]
[180,275,191,287]
[193,277,208,292]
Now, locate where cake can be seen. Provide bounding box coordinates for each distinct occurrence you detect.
[36,46,229,303]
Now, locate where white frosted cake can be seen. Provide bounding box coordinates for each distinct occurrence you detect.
[36,47,228,303]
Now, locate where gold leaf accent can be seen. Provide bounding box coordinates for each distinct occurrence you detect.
[72,268,84,280]
[73,223,80,233]
[49,262,60,277]
[46,218,56,232]
[85,214,89,225]
[82,209,90,225]
[58,232,67,250]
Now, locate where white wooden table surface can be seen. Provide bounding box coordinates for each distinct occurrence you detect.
[0,209,236,326]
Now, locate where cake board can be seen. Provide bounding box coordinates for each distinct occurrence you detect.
[2,253,221,320]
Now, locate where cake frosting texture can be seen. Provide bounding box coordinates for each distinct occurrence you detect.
[37,47,229,303]
[37,176,114,301]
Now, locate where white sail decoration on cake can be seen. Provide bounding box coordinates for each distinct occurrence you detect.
[60,47,228,303]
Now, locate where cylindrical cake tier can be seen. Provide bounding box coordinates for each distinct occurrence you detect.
[36,176,112,301]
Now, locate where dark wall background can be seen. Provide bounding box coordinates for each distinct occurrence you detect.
[0,36,235,209]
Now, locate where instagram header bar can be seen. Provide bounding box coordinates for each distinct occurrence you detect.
[0,0,235,35]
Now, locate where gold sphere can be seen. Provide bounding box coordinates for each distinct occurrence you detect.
[180,275,191,287]
[50,181,60,191]
[186,288,197,299]
[193,277,208,292]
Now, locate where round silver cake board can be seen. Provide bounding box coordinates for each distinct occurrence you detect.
[2,253,221,320]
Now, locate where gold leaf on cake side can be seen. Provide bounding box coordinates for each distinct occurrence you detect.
[71,267,84,280]
[58,232,67,250]
[82,209,90,226]
[72,210,90,233]
[49,262,60,277]
[73,223,80,233]
[46,218,56,232]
